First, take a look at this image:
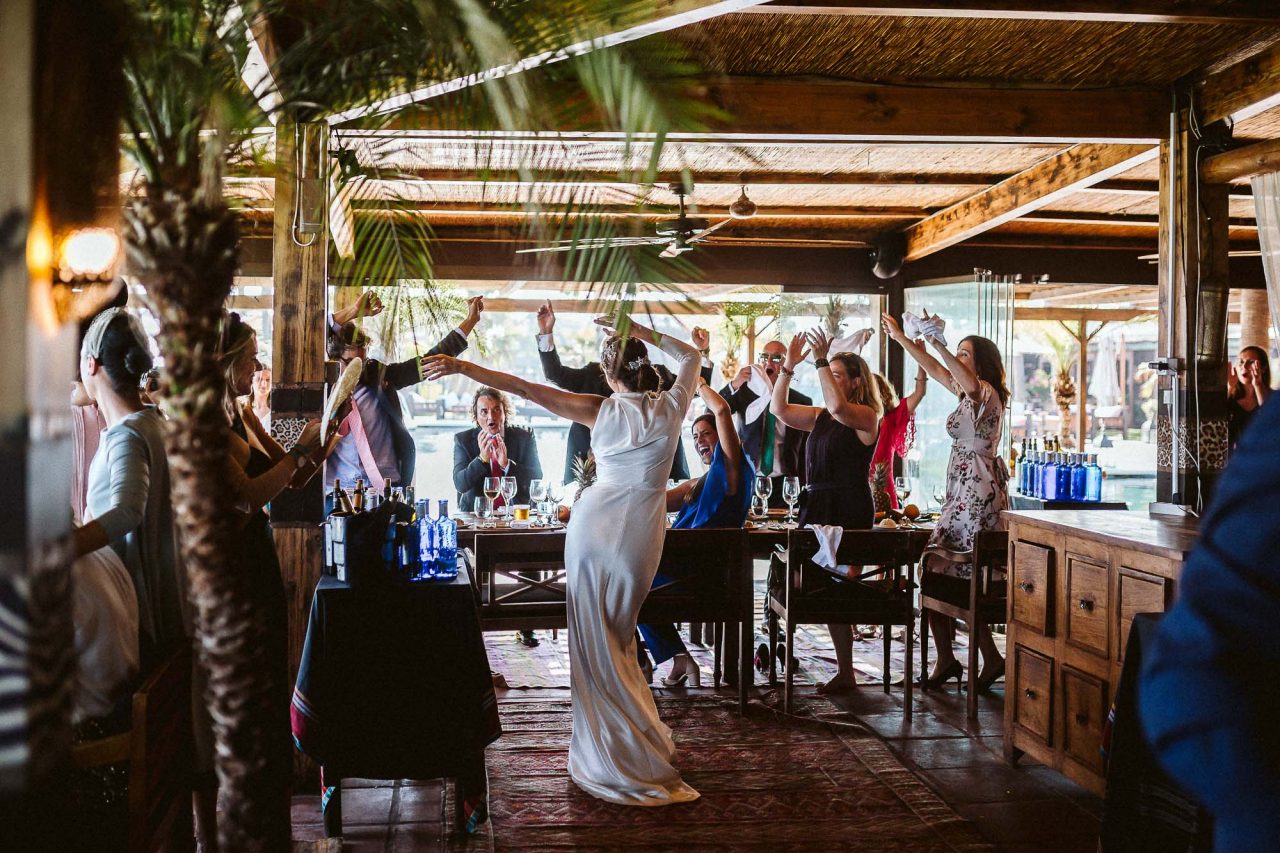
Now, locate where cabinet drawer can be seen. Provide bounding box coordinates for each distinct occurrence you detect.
[1065,554,1110,658]
[1012,540,1054,636]
[1013,645,1054,746]
[1062,667,1108,774]
[1117,568,1170,662]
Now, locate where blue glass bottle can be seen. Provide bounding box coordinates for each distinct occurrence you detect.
[434,499,458,578]
[417,499,437,578]
[1085,454,1103,502]
[1055,453,1071,501]
[1040,453,1058,500]
[1024,451,1036,497]
[1070,454,1087,501]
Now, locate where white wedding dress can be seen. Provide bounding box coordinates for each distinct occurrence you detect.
[564,333,701,806]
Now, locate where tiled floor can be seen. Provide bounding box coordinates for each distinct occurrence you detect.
[291,675,1102,852]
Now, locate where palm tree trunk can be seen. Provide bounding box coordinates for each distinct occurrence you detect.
[124,187,290,851]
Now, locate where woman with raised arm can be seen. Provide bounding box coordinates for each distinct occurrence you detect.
[770,328,883,694]
[881,312,1010,692]
[423,316,702,807]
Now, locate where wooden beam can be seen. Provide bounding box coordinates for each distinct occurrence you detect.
[1202,137,1280,183]
[1015,307,1151,321]
[1199,39,1280,125]
[903,144,1159,261]
[342,167,1005,188]
[374,77,1169,143]
[346,201,928,218]
[236,3,283,119]
[326,0,773,124]
[746,1,1280,25]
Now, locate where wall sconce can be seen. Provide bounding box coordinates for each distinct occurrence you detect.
[52,226,124,321]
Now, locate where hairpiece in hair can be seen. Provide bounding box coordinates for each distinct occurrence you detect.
[626,356,650,371]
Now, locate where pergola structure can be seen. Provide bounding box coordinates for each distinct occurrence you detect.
[5,1,1280,842]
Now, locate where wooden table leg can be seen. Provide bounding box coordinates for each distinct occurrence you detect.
[739,618,752,713]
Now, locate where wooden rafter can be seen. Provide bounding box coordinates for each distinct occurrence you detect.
[374,77,1169,143]
[744,1,1280,25]
[337,167,1006,188]
[1199,38,1280,125]
[236,3,283,120]
[1202,137,1280,184]
[325,0,773,124]
[903,144,1159,261]
[1015,307,1151,321]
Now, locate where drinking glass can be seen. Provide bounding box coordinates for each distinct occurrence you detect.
[754,475,775,528]
[895,477,912,504]
[482,476,501,527]
[473,495,492,527]
[501,476,518,521]
[529,479,548,525]
[932,486,947,514]
[782,476,801,527]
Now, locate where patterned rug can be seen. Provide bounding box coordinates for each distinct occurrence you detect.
[454,695,993,851]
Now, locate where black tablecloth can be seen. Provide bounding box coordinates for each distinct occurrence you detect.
[291,568,501,780]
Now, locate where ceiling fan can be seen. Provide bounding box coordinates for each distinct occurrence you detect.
[516,182,756,258]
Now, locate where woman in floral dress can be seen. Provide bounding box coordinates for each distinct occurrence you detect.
[882,312,1010,691]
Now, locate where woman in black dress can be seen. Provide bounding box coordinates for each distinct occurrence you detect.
[771,328,883,693]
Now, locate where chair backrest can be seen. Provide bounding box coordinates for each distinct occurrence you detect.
[656,528,748,580]
[128,645,194,852]
[787,528,924,574]
[974,530,1009,572]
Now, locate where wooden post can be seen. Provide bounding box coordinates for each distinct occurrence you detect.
[745,317,757,363]
[270,120,328,785]
[1076,320,1089,449]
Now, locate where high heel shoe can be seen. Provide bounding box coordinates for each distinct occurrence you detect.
[662,657,702,688]
[974,659,1005,693]
[918,659,963,691]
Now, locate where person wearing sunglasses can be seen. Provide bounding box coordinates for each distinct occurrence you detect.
[720,341,812,507]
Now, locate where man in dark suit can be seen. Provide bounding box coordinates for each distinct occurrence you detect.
[720,339,811,506]
[453,387,544,647]
[535,301,712,484]
[325,292,483,495]
[452,387,543,510]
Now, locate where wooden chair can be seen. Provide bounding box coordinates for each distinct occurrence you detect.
[918,530,1009,719]
[466,531,569,632]
[645,529,754,711]
[71,646,194,853]
[768,529,925,718]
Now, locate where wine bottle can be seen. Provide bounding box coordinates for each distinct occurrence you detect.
[434,499,458,579]
[353,479,366,513]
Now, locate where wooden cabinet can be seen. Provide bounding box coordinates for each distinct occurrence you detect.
[1003,511,1195,796]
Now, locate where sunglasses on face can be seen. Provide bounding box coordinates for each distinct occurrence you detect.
[758,353,785,363]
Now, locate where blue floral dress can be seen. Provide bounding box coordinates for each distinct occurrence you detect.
[929,380,1009,568]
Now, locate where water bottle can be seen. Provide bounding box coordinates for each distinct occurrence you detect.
[1055,453,1071,501]
[434,499,458,578]
[1028,451,1041,497]
[417,498,437,578]
[1085,454,1103,502]
[1070,454,1087,501]
[1040,452,1058,501]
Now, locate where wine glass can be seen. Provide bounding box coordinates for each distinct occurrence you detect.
[529,479,547,525]
[754,474,774,527]
[895,477,912,504]
[932,485,947,514]
[482,476,501,528]
[473,495,492,528]
[782,476,801,527]
[500,476,518,522]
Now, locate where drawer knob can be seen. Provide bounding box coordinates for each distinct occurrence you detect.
[1078,599,1094,611]
[1018,582,1035,593]
[1024,688,1037,699]
[1075,712,1089,726]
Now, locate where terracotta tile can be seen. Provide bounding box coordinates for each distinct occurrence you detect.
[886,736,1008,769]
[344,778,397,789]
[337,787,396,826]
[855,711,970,739]
[390,823,446,852]
[330,823,390,852]
[395,784,445,823]
[958,798,1101,843]
[290,822,329,843]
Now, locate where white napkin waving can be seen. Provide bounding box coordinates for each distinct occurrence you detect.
[805,523,843,569]
[744,363,773,424]
[829,327,874,355]
[902,312,948,347]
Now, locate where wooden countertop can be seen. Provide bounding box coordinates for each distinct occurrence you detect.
[1004,510,1199,560]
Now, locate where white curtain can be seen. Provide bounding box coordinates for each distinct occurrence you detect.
[1249,172,1280,345]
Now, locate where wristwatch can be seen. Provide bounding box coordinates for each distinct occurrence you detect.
[289,444,313,469]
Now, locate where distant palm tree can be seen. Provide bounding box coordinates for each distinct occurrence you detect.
[120,1,708,847]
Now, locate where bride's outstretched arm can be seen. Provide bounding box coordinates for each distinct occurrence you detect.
[421,355,604,428]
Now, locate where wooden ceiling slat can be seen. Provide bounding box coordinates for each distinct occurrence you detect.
[744,1,1280,26]
[1199,38,1280,124]
[903,144,1158,261]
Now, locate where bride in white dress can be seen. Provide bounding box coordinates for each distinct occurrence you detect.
[423,316,701,806]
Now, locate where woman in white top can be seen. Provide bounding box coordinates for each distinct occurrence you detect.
[424,316,702,806]
[75,309,183,669]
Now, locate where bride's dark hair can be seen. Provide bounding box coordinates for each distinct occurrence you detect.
[600,334,661,393]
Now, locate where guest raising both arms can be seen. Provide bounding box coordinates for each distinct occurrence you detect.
[870,368,927,513]
[882,312,1010,692]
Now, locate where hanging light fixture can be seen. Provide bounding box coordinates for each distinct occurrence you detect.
[729,185,757,220]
